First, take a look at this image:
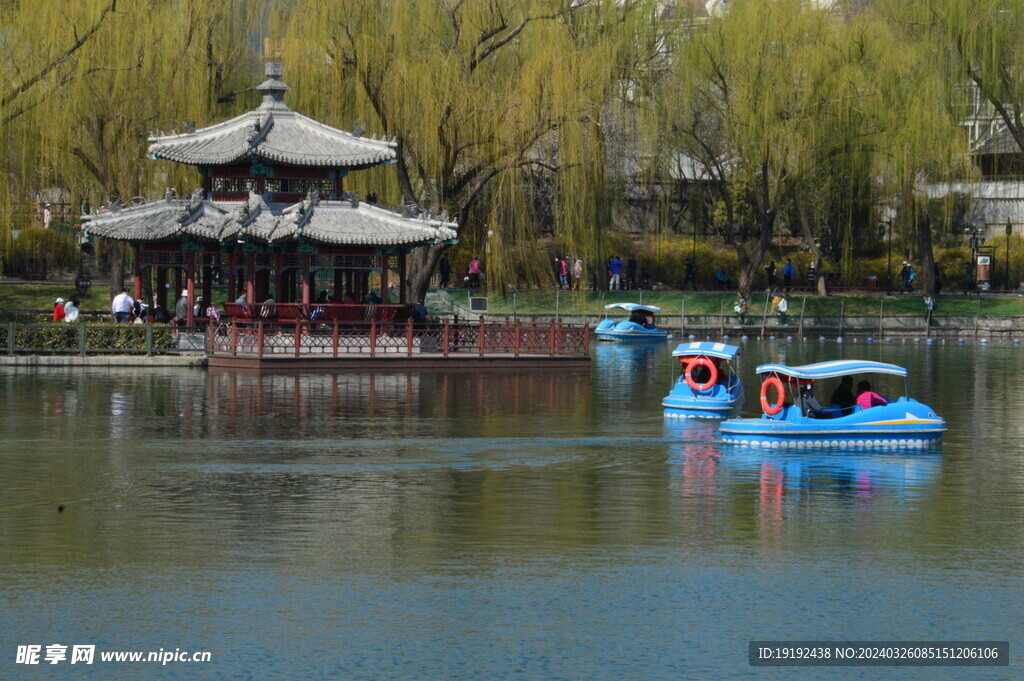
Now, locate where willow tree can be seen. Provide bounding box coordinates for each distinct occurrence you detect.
[1,0,261,287]
[869,1,980,295]
[900,0,1024,155]
[275,0,661,301]
[658,0,968,298]
[656,1,872,297]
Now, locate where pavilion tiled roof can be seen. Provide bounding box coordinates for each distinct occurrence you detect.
[974,126,1023,156]
[83,192,458,248]
[148,65,396,168]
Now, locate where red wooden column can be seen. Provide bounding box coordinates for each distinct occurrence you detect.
[380,254,389,302]
[202,261,213,311]
[185,252,196,327]
[301,254,311,304]
[398,252,407,304]
[246,253,256,304]
[133,245,143,300]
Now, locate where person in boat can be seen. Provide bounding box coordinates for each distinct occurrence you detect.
[855,380,887,410]
[829,375,856,415]
[798,383,824,418]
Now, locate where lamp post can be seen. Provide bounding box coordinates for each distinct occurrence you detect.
[1007,220,1013,291]
[967,226,982,292]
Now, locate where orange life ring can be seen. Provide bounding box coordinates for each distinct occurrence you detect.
[685,357,718,391]
[760,376,785,415]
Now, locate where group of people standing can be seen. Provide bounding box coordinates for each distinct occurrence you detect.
[554,256,584,290]
[606,256,651,291]
[50,297,80,323]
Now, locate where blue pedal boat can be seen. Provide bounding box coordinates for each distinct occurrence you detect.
[662,342,744,419]
[595,303,668,342]
[719,360,946,449]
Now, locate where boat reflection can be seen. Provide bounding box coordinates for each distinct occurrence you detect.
[672,442,943,499]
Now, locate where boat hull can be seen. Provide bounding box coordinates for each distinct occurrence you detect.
[663,375,744,419]
[719,398,946,448]
[595,319,667,342]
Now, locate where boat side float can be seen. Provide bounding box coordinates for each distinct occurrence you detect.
[719,360,946,448]
[663,342,744,419]
[595,303,668,342]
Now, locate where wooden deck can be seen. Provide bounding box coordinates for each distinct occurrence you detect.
[207,318,591,370]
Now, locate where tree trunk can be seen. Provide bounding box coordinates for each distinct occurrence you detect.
[729,213,773,300]
[916,210,936,296]
[406,243,447,304]
[795,196,828,296]
[107,241,126,298]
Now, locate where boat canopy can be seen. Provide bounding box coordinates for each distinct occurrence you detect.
[672,342,740,361]
[605,303,661,313]
[756,360,908,380]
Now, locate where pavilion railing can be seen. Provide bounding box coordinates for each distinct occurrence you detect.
[221,302,413,324]
[208,318,590,359]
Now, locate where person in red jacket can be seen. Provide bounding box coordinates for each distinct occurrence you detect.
[52,298,66,322]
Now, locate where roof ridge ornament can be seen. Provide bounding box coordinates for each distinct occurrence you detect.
[257,62,291,110]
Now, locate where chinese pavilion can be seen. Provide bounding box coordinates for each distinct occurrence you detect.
[84,63,457,326]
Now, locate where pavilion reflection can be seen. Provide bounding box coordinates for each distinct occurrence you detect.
[205,368,593,427]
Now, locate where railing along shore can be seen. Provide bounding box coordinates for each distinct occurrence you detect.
[1,318,590,358]
[209,318,590,358]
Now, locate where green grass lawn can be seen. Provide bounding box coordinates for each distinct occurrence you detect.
[456,288,1024,316]
[4,282,1023,316]
[0,283,231,313]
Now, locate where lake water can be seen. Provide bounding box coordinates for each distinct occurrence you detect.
[2,339,1022,680]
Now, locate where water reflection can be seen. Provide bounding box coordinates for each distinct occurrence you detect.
[2,341,1024,681]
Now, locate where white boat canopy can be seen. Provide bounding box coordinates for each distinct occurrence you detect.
[671,342,740,360]
[604,303,661,313]
[756,360,908,379]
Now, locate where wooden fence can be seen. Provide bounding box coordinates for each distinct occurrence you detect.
[209,318,590,359]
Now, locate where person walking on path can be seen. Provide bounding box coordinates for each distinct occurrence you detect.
[900,261,915,294]
[765,260,777,291]
[174,290,190,327]
[781,259,796,291]
[468,257,481,289]
[572,258,583,290]
[923,294,935,325]
[733,296,748,325]
[715,267,730,290]
[63,297,80,323]
[608,256,623,290]
[111,288,133,323]
[683,259,698,290]
[773,294,788,325]
[438,254,451,289]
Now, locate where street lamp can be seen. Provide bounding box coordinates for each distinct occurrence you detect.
[1007,220,1014,291]
[966,226,983,292]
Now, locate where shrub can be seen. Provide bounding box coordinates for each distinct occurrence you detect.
[0,320,175,353]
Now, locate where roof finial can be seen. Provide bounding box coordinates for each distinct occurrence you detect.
[257,62,290,110]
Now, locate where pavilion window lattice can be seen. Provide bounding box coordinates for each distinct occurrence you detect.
[212,177,257,193]
[265,178,335,195]
[140,251,186,266]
